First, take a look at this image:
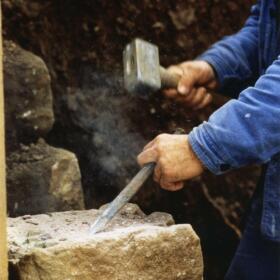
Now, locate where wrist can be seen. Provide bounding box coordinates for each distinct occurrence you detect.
[204,61,218,81]
[186,136,206,172]
[190,60,219,90]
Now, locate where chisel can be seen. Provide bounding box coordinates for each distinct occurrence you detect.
[90,162,155,234]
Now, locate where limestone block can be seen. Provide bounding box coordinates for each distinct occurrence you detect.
[8,204,203,280]
[7,139,85,217]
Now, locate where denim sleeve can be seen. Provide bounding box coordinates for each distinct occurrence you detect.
[197,2,260,98]
[188,56,280,175]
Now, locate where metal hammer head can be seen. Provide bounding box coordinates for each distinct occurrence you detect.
[123,38,161,98]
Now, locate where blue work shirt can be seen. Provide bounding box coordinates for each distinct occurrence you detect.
[188,0,280,242]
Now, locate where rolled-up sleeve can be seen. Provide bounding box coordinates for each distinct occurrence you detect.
[189,56,280,174]
[198,2,260,98]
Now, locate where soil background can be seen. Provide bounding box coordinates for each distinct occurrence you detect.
[3,1,259,279]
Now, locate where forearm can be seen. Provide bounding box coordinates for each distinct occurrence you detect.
[188,57,280,174]
[198,2,260,98]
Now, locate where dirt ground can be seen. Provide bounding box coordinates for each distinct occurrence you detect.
[3,1,258,279]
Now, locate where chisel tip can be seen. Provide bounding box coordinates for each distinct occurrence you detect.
[89,216,108,235]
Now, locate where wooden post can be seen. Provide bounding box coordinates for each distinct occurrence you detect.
[0,3,8,279]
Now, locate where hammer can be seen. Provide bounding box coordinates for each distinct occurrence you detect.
[123,38,180,98]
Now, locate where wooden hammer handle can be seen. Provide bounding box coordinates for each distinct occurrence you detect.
[159,66,180,89]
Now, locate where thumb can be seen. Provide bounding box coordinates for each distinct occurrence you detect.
[177,72,196,96]
[177,74,195,95]
[137,147,158,167]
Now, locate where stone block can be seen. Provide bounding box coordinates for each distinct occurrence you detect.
[7,139,85,217]
[8,204,203,280]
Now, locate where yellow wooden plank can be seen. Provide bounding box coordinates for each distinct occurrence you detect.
[0,3,8,279]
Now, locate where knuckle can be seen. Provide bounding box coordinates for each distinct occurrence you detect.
[197,90,205,98]
[156,133,165,142]
[159,133,166,138]
[180,61,192,70]
[160,179,169,188]
[200,87,207,94]
[167,65,178,71]
[155,135,161,142]
[168,184,176,191]
[137,154,143,165]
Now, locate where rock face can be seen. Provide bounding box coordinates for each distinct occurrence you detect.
[3,40,54,152]
[8,204,203,280]
[7,139,85,217]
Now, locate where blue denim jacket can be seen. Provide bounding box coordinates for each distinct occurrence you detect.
[188,0,280,242]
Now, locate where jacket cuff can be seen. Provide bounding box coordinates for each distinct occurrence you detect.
[188,123,233,175]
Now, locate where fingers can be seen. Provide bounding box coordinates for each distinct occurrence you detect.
[155,158,184,191]
[187,87,207,107]
[159,180,184,191]
[138,143,184,192]
[163,64,199,97]
[180,88,196,103]
[154,162,184,191]
[207,80,218,90]
[163,89,178,98]
[162,61,217,108]
[194,93,213,110]
[173,87,212,109]
[163,80,213,109]
[143,139,156,151]
[137,147,158,166]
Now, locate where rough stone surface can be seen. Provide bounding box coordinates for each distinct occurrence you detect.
[8,204,203,280]
[3,40,54,152]
[7,139,85,217]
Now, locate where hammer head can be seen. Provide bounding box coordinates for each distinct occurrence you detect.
[123,38,161,98]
